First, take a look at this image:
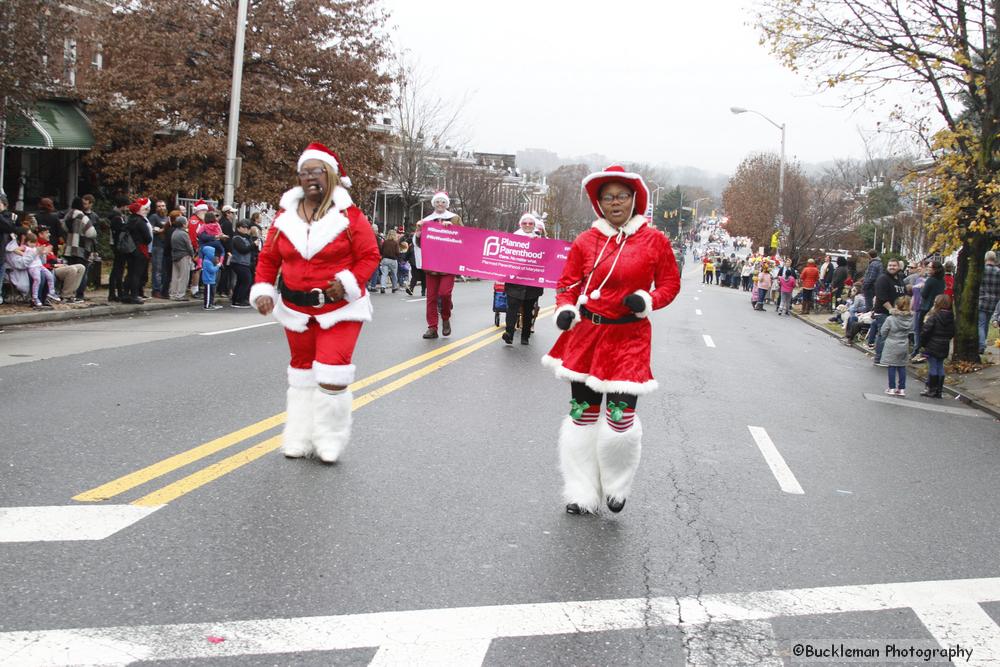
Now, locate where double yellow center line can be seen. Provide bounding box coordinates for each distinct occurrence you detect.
[73,306,554,507]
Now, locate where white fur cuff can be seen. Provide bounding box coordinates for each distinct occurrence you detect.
[250,282,277,307]
[554,304,580,331]
[287,366,316,387]
[633,290,653,318]
[313,361,356,386]
[336,269,362,302]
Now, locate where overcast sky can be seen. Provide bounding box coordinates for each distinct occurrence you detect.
[381,0,905,176]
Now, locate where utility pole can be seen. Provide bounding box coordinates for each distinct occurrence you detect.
[223,0,249,207]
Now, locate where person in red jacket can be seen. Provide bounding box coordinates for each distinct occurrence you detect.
[542,165,681,515]
[799,258,821,314]
[251,143,381,463]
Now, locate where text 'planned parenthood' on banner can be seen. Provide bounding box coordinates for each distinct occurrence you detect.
[420,224,571,289]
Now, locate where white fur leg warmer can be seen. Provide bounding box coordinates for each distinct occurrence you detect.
[557,416,602,513]
[283,386,315,458]
[597,415,643,503]
[313,389,353,463]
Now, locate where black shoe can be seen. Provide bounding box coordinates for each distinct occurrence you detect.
[422,328,438,339]
[565,503,584,515]
[405,287,413,295]
[442,320,451,336]
[607,497,626,513]
[520,338,530,345]
[108,294,120,302]
[501,332,513,345]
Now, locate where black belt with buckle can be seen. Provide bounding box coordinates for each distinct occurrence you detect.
[579,305,640,325]
[278,278,327,308]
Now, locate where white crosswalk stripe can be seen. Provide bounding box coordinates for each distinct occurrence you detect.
[3,576,1000,666]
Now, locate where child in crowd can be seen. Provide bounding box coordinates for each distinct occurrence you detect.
[12,232,59,308]
[199,245,222,310]
[879,296,913,396]
[919,294,955,398]
[755,265,772,311]
[398,241,411,287]
[195,212,227,266]
[777,272,796,316]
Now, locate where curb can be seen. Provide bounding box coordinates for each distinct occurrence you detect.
[792,311,1000,420]
[0,299,202,327]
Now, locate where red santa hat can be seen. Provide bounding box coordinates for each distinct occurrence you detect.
[430,191,450,207]
[192,199,211,213]
[298,142,352,188]
[128,197,150,214]
[581,164,649,219]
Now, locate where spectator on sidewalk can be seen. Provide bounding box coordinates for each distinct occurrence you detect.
[777,271,796,316]
[872,258,905,365]
[38,226,85,301]
[148,200,170,298]
[907,261,928,360]
[36,198,66,251]
[229,220,254,307]
[218,205,237,297]
[378,228,400,294]
[14,232,58,308]
[919,294,955,399]
[121,198,153,304]
[917,261,946,357]
[169,215,194,301]
[799,258,820,314]
[740,258,753,291]
[0,194,19,303]
[861,249,883,312]
[62,198,98,301]
[880,296,913,397]
[199,244,221,310]
[755,264,772,311]
[830,256,849,304]
[819,254,835,291]
[978,251,999,355]
[944,260,956,297]
[107,196,130,302]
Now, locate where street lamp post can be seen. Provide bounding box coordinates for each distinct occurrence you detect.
[223,0,250,208]
[730,106,786,240]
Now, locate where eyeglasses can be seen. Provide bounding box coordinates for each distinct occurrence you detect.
[297,167,326,178]
[599,193,633,204]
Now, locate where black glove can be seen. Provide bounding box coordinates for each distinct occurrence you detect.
[556,310,575,331]
[624,293,646,313]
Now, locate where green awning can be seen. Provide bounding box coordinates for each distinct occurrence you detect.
[6,101,94,150]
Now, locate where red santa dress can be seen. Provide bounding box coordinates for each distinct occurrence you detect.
[542,216,681,396]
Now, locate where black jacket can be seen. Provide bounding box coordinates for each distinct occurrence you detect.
[831,265,849,291]
[920,276,946,314]
[874,271,906,315]
[921,309,955,359]
[127,213,152,248]
[109,209,127,249]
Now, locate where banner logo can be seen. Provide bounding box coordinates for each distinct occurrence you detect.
[483,237,501,257]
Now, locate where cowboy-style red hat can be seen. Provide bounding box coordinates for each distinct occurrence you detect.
[581,164,649,219]
[298,142,352,188]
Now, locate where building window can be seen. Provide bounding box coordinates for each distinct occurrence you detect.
[92,43,103,70]
[64,39,77,87]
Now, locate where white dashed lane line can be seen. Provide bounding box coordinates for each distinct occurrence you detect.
[747,426,804,495]
[696,309,703,315]
[199,322,277,336]
[702,334,715,348]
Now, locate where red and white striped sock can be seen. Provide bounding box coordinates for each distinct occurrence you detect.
[572,405,601,427]
[607,407,636,432]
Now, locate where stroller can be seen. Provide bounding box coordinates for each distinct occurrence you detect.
[492,282,507,327]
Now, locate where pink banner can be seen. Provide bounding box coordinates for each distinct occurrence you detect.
[419,224,571,288]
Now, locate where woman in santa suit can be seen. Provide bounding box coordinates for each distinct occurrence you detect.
[250,143,381,463]
[542,165,681,515]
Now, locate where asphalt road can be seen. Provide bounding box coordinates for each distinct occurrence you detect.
[2,261,1000,666]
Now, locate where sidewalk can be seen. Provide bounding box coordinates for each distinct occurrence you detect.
[794,308,1000,420]
[0,286,204,328]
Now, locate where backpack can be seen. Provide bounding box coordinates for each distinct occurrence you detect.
[116,230,137,254]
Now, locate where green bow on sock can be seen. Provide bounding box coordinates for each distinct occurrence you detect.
[569,399,590,420]
[608,401,629,422]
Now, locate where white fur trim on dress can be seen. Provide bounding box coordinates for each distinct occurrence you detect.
[312,361,356,386]
[558,416,602,513]
[275,187,354,260]
[632,289,653,318]
[249,282,278,308]
[553,304,581,330]
[336,269,362,303]
[597,415,643,502]
[287,366,316,388]
[542,355,659,395]
[592,215,647,238]
[270,293,374,332]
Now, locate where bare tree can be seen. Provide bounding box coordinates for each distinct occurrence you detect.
[443,160,502,228]
[383,57,465,228]
[544,164,592,240]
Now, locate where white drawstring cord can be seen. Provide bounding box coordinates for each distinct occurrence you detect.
[588,230,627,301]
[578,233,615,305]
